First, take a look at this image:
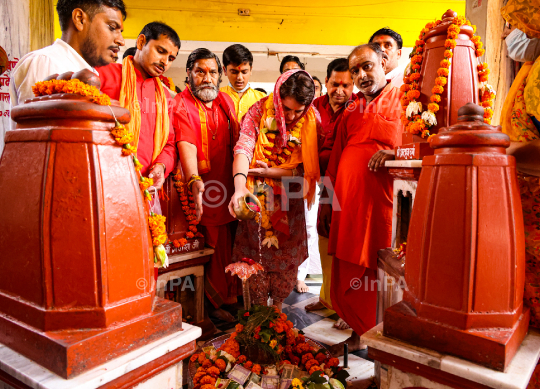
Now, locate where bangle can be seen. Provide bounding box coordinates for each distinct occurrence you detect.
[187,174,202,189]
[151,162,166,172]
[233,172,248,182]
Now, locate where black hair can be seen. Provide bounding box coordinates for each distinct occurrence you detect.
[139,21,181,49]
[326,58,349,80]
[186,48,223,84]
[123,46,136,59]
[254,88,267,95]
[56,0,127,32]
[279,72,315,106]
[223,44,253,68]
[279,55,305,74]
[368,27,403,50]
[349,43,384,62]
[313,76,322,89]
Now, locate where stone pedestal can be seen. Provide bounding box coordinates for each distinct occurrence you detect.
[363,323,540,389]
[0,323,201,389]
[158,248,216,340]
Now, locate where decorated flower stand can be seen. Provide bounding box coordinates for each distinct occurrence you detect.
[0,74,200,388]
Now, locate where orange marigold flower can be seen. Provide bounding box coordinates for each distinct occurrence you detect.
[440,59,451,69]
[453,15,466,26]
[484,108,494,119]
[479,74,489,82]
[280,313,288,321]
[448,25,460,34]
[252,364,262,375]
[432,85,444,94]
[471,36,481,45]
[437,68,450,77]
[190,353,200,362]
[477,62,488,71]
[444,50,454,59]
[305,359,319,370]
[407,90,420,101]
[193,372,207,384]
[416,40,425,46]
[400,84,411,92]
[435,77,447,87]
[315,353,328,364]
[476,48,485,57]
[416,46,424,54]
[411,55,423,64]
[215,359,227,372]
[200,375,216,385]
[302,353,314,364]
[409,73,421,82]
[207,366,220,377]
[236,324,244,332]
[237,355,247,364]
[428,103,439,113]
[445,39,457,49]
[412,64,421,71]
[201,385,216,389]
[481,100,493,108]
[326,358,340,368]
[426,21,436,29]
[244,361,253,369]
[430,94,441,103]
[202,360,213,369]
[198,353,207,364]
[404,76,411,84]
[484,118,491,124]
[309,366,323,375]
[479,68,490,77]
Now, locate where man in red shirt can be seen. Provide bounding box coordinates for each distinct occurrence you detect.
[98,22,180,187]
[304,58,356,330]
[321,43,402,355]
[173,48,240,322]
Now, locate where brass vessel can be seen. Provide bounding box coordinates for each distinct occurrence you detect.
[234,193,261,221]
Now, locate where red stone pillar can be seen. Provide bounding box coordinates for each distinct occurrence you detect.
[384,103,529,372]
[0,93,183,378]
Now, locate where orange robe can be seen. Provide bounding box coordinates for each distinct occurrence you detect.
[327,83,402,335]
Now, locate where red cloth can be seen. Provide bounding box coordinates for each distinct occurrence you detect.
[326,83,402,270]
[173,91,237,227]
[96,63,176,177]
[330,259,377,335]
[313,93,358,176]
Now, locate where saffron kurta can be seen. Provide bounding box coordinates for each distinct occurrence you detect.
[173,89,241,308]
[327,83,402,335]
[220,85,266,121]
[97,63,176,177]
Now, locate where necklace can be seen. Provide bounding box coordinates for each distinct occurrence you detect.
[203,103,219,140]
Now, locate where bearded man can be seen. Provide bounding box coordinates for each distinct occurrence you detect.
[369,27,405,87]
[320,43,402,355]
[10,0,126,120]
[98,22,179,188]
[173,48,240,322]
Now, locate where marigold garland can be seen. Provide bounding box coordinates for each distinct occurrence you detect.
[401,15,496,138]
[171,169,204,245]
[32,78,170,267]
[250,98,304,248]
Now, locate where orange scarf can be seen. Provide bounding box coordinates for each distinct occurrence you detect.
[119,56,169,163]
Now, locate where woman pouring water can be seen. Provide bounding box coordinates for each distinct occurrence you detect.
[228,69,321,312]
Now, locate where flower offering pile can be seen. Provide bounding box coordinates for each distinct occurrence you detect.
[189,305,349,389]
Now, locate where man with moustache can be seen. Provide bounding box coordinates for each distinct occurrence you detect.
[303,58,356,328]
[98,22,180,188]
[320,43,402,355]
[369,28,405,87]
[10,0,126,116]
[220,44,265,121]
[173,48,240,322]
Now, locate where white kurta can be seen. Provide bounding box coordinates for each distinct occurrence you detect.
[9,39,97,128]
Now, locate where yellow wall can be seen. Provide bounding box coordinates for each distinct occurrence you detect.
[54,0,465,47]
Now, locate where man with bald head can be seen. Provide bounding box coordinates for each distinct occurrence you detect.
[319,43,402,355]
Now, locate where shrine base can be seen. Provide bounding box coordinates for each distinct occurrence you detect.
[362,322,540,389]
[383,301,531,372]
[0,322,201,389]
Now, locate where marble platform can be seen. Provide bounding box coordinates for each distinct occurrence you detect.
[362,323,540,389]
[0,323,201,389]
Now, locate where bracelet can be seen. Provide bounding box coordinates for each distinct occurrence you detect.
[233,172,248,182]
[187,174,202,189]
[151,162,166,172]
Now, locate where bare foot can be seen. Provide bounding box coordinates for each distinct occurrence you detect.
[333,318,351,330]
[305,300,326,311]
[209,308,235,322]
[329,332,367,356]
[296,280,309,293]
[274,301,283,312]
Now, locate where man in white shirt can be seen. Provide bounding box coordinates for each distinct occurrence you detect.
[9,0,126,114]
[369,27,405,87]
[503,26,540,62]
